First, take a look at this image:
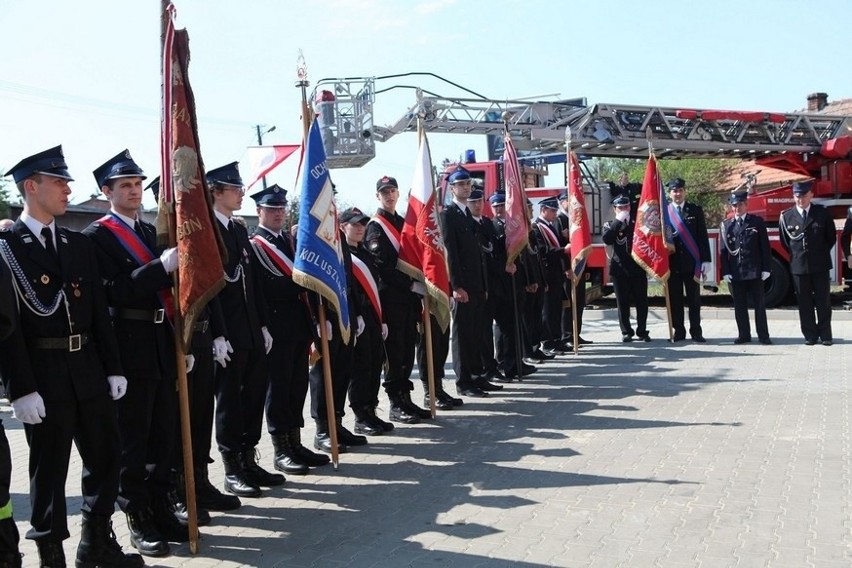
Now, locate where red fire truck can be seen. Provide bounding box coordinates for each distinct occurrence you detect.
[312,78,852,307]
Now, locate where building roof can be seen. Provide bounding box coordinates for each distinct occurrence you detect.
[719,96,852,191]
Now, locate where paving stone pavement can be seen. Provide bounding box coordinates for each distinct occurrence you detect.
[3,306,851,567]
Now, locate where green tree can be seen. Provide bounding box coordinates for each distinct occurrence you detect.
[591,157,736,227]
[0,172,13,219]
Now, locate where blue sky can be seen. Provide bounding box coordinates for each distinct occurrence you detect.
[2,0,850,214]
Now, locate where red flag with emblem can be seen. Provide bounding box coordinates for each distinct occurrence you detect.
[158,4,225,349]
[567,150,592,281]
[503,132,530,267]
[631,153,672,281]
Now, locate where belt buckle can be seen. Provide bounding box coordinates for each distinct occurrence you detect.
[68,334,82,352]
[153,309,165,324]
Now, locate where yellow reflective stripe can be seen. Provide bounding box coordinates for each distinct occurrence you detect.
[0,499,12,520]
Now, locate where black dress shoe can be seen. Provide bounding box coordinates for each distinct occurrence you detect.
[804,339,817,346]
[520,362,537,376]
[457,385,488,398]
[622,334,633,343]
[672,333,686,342]
[126,509,170,557]
[489,370,512,383]
[437,389,464,407]
[354,415,387,436]
[523,356,543,365]
[337,425,368,446]
[150,496,190,543]
[822,339,833,346]
[639,334,652,342]
[733,337,751,344]
[314,431,348,454]
[759,338,773,345]
[692,335,707,343]
[476,377,503,391]
[389,402,420,424]
[195,472,242,511]
[242,450,286,487]
[424,394,453,410]
[533,348,556,360]
[577,336,593,345]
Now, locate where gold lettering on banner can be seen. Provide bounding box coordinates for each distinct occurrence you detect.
[176,216,204,241]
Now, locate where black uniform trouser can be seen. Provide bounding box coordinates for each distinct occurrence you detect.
[668,270,703,338]
[612,272,649,337]
[480,293,499,374]
[381,298,419,395]
[523,289,544,356]
[265,337,311,434]
[309,331,354,422]
[792,271,832,341]
[541,277,563,348]
[349,318,383,413]
[730,279,769,341]
[117,372,177,512]
[25,393,119,542]
[492,292,518,373]
[418,313,450,387]
[0,420,19,555]
[185,324,215,467]
[561,278,586,339]
[214,345,268,453]
[452,291,486,387]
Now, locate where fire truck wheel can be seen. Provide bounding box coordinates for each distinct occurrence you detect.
[763,255,791,308]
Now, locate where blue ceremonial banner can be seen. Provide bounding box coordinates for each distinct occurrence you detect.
[293,118,350,343]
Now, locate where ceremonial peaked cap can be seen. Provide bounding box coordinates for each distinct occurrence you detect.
[6,145,74,183]
[250,184,288,207]
[93,149,146,187]
[206,162,243,187]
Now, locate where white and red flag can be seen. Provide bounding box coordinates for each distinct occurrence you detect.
[243,144,300,190]
[397,129,451,330]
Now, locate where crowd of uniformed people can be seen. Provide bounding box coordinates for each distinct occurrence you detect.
[0,145,842,567]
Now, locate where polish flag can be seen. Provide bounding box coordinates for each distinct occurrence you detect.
[243,144,300,189]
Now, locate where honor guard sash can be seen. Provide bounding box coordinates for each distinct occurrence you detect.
[250,234,294,277]
[369,214,401,252]
[97,214,174,323]
[535,218,562,250]
[350,254,382,322]
[667,204,702,282]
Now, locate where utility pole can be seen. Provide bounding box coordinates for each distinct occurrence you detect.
[255,124,276,190]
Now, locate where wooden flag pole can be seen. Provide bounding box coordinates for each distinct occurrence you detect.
[297,52,339,468]
[161,0,199,554]
[663,280,674,342]
[571,279,580,356]
[422,293,437,418]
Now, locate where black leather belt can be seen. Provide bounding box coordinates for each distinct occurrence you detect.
[193,319,210,333]
[31,333,90,352]
[111,308,166,324]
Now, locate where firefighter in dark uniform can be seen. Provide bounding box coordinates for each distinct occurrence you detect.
[719,190,772,344]
[840,205,852,287]
[487,193,535,379]
[556,191,590,346]
[468,189,506,386]
[208,163,283,498]
[0,244,20,567]
[0,146,143,568]
[364,176,432,422]
[602,195,650,342]
[442,167,493,397]
[666,178,711,342]
[248,185,330,474]
[144,178,238,516]
[339,207,395,435]
[83,151,185,556]
[308,217,365,452]
[779,181,836,345]
[518,199,550,364]
[532,197,569,355]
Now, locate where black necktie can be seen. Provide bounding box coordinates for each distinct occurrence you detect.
[465,207,472,219]
[801,209,807,222]
[133,220,144,238]
[41,227,58,261]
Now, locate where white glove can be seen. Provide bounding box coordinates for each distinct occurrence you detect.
[761,271,770,281]
[411,281,426,296]
[317,320,333,340]
[615,210,629,223]
[701,262,712,277]
[261,326,273,354]
[185,354,195,373]
[722,274,732,283]
[213,336,232,368]
[12,392,46,424]
[160,247,179,273]
[847,255,852,269]
[356,316,365,337]
[107,375,128,400]
[381,323,389,340]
